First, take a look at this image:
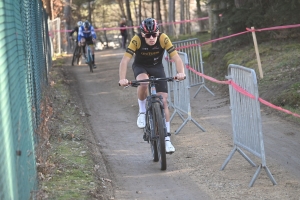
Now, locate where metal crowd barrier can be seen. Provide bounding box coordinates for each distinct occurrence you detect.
[172,38,214,98]
[221,64,276,187]
[163,51,174,109]
[166,52,205,134]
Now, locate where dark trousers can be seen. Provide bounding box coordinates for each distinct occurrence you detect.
[122,34,127,49]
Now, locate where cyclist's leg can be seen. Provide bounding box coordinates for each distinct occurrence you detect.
[136,74,148,101]
[80,38,87,59]
[86,38,96,67]
[133,65,149,128]
[133,66,149,104]
[157,91,174,153]
[82,43,86,58]
[91,41,95,65]
[85,39,92,54]
[136,73,148,128]
[157,92,169,122]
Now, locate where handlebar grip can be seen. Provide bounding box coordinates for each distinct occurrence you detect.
[173,76,186,80]
[119,81,133,86]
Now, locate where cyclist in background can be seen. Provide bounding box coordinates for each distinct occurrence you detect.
[69,21,86,56]
[118,18,186,153]
[119,18,128,49]
[69,21,82,38]
[78,20,97,68]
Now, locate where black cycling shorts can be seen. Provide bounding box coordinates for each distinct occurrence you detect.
[132,63,168,93]
[85,37,94,45]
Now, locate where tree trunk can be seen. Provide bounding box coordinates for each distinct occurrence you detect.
[133,0,138,25]
[207,0,214,39]
[138,0,142,27]
[125,0,134,36]
[180,0,184,34]
[168,0,175,36]
[220,1,227,36]
[63,0,71,53]
[162,0,168,33]
[42,0,53,20]
[196,0,205,31]
[117,0,126,18]
[88,1,92,23]
[155,0,162,32]
[185,0,191,34]
[143,1,147,20]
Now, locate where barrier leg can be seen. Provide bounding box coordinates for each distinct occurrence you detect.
[237,147,256,167]
[220,146,237,170]
[249,165,262,187]
[264,166,277,185]
[191,118,206,132]
[193,84,215,98]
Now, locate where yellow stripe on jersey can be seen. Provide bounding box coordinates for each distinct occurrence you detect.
[159,33,177,58]
[124,35,141,58]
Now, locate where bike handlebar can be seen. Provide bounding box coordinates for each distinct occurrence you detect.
[119,76,186,87]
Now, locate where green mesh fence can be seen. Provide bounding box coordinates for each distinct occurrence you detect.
[0,0,51,199]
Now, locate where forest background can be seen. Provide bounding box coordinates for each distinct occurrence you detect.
[42,0,300,130]
[42,0,300,39]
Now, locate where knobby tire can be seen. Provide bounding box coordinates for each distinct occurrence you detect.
[153,102,166,170]
[88,51,93,73]
[147,110,159,162]
[76,46,82,65]
[72,45,81,66]
[71,46,78,66]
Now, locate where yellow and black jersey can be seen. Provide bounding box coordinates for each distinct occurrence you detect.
[125,33,177,67]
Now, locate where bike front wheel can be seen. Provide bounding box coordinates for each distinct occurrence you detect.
[71,46,78,66]
[76,46,82,65]
[153,102,166,170]
[87,49,93,73]
[146,111,159,162]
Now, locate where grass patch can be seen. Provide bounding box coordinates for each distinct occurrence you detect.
[38,57,99,199]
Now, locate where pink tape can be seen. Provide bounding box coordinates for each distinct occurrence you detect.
[184,64,300,118]
[49,17,209,33]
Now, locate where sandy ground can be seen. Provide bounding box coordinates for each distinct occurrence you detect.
[65,48,300,200]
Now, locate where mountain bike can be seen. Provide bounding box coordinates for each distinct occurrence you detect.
[85,44,94,73]
[71,39,82,66]
[124,76,178,170]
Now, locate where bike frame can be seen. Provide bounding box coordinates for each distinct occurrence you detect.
[72,39,82,66]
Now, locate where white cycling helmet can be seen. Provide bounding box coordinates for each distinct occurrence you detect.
[77,21,83,26]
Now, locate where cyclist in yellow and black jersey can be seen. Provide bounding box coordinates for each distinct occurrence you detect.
[124,31,177,67]
[119,18,186,153]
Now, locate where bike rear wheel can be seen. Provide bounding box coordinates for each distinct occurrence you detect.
[153,102,166,170]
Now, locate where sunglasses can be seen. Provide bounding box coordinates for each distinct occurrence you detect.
[145,33,158,38]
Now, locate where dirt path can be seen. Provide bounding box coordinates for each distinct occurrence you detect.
[65,48,300,199]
